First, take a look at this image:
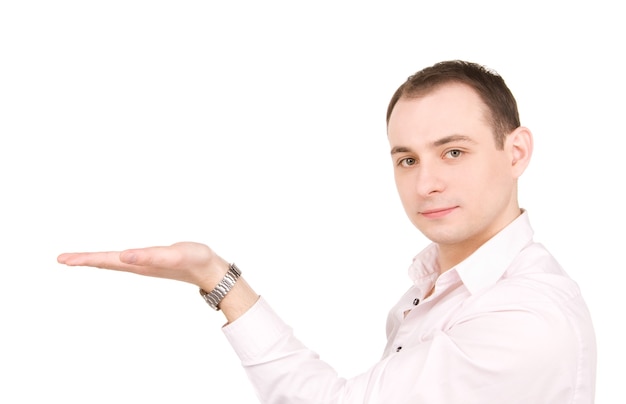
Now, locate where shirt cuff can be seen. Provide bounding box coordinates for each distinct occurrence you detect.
[222,296,293,364]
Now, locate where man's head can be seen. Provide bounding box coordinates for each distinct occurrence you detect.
[387,60,520,150]
[387,61,532,268]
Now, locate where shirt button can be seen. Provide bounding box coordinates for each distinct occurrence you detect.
[396,346,402,352]
[413,298,420,306]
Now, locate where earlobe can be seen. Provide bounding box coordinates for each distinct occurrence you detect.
[509,126,533,177]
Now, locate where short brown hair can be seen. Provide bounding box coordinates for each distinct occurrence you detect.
[386,60,520,149]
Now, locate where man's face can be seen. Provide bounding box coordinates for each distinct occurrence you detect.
[387,83,522,256]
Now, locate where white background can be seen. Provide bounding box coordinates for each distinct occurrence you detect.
[1,1,623,402]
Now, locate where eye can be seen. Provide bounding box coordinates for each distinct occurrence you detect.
[398,157,417,167]
[445,149,463,159]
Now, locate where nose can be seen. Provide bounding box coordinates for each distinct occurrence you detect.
[414,162,445,197]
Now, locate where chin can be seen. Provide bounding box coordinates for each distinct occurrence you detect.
[416,226,469,246]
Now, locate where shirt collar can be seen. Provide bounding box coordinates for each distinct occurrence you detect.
[408,210,535,295]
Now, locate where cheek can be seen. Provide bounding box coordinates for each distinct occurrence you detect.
[459,156,504,183]
[465,161,513,203]
[445,163,494,201]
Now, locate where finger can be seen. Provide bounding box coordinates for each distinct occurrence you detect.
[57,251,137,271]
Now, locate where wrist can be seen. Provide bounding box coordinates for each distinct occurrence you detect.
[196,256,230,291]
[218,277,260,323]
[196,259,260,322]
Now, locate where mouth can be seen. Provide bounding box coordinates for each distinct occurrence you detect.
[419,206,458,219]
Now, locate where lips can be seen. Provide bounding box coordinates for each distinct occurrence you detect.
[419,206,458,219]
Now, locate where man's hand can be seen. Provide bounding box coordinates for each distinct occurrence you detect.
[57,242,259,322]
[57,242,229,290]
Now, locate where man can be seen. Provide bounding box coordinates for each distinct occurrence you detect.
[58,60,597,403]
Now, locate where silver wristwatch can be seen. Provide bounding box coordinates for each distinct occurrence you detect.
[199,263,242,310]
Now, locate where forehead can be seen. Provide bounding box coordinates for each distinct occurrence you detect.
[387,83,491,146]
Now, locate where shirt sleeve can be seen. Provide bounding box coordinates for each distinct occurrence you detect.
[222,297,353,403]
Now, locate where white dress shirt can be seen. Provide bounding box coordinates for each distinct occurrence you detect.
[223,212,596,403]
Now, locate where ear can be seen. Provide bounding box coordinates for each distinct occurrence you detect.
[507,126,533,178]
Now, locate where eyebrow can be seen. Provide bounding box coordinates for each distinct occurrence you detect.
[390,134,476,155]
[433,134,476,147]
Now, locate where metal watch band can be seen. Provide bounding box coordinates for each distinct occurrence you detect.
[199,263,242,311]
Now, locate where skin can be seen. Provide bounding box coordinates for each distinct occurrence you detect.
[57,82,533,321]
